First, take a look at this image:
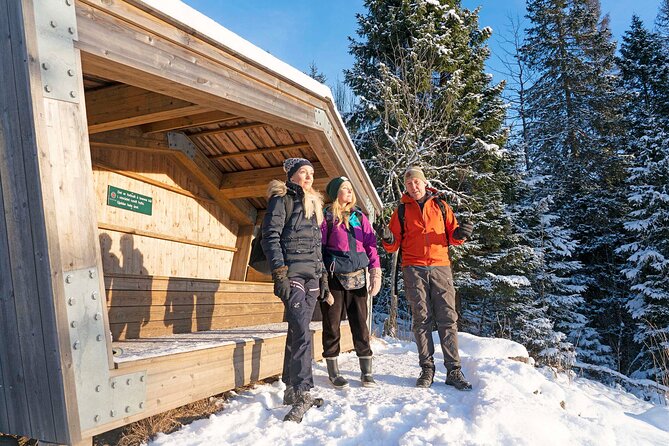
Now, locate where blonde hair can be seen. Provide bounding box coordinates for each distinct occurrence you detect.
[330,182,357,229]
[303,186,325,225]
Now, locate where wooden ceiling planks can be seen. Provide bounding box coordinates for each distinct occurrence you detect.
[86,84,211,134]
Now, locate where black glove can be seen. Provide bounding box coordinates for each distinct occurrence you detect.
[453,222,474,240]
[319,272,330,302]
[374,223,394,244]
[272,266,290,302]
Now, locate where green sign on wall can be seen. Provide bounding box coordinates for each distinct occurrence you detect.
[107,185,153,216]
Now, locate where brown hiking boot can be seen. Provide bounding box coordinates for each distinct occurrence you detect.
[415,365,435,388]
[445,368,472,391]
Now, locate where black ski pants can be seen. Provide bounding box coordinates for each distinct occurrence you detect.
[320,273,373,358]
[281,276,319,392]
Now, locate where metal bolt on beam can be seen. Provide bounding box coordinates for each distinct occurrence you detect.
[68,298,76,306]
[67,69,75,76]
[91,292,98,300]
[111,381,116,389]
[41,62,49,70]
[68,27,75,35]
[69,91,76,98]
[96,335,103,342]
[94,312,101,321]
[126,378,132,386]
[65,0,73,5]
[139,402,144,409]
[73,341,80,350]
[95,385,101,393]
[125,406,131,413]
[88,269,95,278]
[94,415,100,422]
[70,321,77,328]
[49,20,57,28]
[110,410,116,418]
[65,275,72,283]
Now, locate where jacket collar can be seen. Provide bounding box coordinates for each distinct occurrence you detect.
[400,187,438,204]
[286,181,304,197]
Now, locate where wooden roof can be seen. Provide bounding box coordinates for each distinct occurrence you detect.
[77,0,381,226]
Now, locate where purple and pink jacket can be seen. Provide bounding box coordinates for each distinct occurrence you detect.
[320,207,380,275]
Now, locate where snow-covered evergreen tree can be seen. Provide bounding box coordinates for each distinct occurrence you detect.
[617,15,669,382]
[520,0,626,367]
[345,0,529,339]
[657,0,669,45]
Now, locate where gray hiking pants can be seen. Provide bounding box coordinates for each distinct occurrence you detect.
[403,265,461,371]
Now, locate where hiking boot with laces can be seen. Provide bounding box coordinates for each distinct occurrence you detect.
[283,386,324,407]
[415,365,435,388]
[283,391,325,423]
[445,368,472,391]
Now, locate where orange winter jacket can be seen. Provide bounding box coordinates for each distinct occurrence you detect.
[382,188,464,267]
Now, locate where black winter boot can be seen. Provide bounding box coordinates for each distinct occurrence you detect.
[283,386,295,405]
[445,368,472,391]
[326,357,349,389]
[415,364,435,388]
[283,391,324,423]
[359,356,377,387]
[283,386,324,407]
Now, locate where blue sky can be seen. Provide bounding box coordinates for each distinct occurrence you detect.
[182,0,664,87]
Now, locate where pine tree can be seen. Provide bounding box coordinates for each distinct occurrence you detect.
[520,0,626,367]
[306,62,327,83]
[657,0,669,45]
[346,0,524,337]
[617,16,669,382]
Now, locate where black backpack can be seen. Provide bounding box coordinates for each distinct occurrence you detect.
[248,194,294,275]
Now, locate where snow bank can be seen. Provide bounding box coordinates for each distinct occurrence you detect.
[149,333,669,446]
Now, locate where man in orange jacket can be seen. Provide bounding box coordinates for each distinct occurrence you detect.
[379,166,473,390]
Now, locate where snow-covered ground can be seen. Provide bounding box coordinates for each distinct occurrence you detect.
[149,333,669,445]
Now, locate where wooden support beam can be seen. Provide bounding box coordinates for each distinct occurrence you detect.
[140,110,238,134]
[229,225,254,281]
[207,143,311,161]
[219,163,328,199]
[189,122,267,138]
[86,84,209,134]
[166,133,257,225]
[89,128,175,155]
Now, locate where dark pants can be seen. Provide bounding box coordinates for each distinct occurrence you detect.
[321,274,373,358]
[403,266,460,371]
[281,277,319,392]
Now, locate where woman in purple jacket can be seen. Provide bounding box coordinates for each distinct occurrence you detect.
[321,176,382,388]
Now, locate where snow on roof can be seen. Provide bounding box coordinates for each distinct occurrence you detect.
[137,1,382,210]
[138,0,333,99]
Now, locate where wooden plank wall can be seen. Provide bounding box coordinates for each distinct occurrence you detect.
[105,275,284,340]
[0,1,70,441]
[92,147,239,280]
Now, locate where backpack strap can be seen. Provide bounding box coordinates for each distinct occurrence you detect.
[398,203,406,240]
[282,194,294,228]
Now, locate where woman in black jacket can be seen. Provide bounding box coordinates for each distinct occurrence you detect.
[261,157,331,422]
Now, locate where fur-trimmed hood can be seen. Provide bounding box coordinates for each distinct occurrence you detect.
[267,179,288,199]
[266,179,324,225]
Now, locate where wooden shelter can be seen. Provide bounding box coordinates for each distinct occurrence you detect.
[0,1,382,444]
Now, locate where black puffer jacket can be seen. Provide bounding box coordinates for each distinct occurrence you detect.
[261,180,324,280]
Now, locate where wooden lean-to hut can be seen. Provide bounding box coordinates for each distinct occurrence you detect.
[0,1,381,444]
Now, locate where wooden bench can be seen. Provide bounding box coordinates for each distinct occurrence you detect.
[105,274,284,340]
